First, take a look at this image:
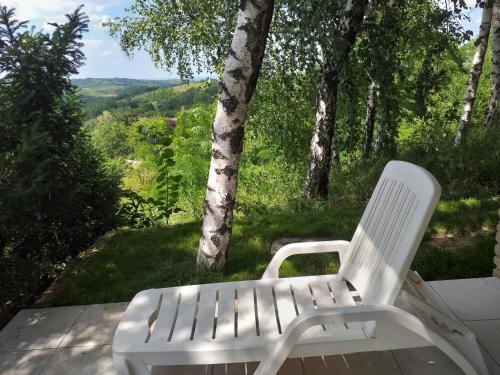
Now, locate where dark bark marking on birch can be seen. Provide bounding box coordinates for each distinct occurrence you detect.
[204,199,215,216]
[229,67,246,81]
[215,250,224,262]
[211,235,220,247]
[212,149,228,159]
[216,127,244,154]
[219,81,238,114]
[227,46,240,61]
[216,222,229,235]
[229,126,244,154]
[215,165,237,179]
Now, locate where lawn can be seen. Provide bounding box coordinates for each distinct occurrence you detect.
[39,198,498,307]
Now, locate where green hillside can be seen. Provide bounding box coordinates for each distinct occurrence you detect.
[125,81,218,116]
[73,78,181,97]
[79,79,218,120]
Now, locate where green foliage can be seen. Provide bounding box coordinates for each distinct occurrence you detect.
[106,1,237,79]
[119,122,182,228]
[0,6,121,310]
[172,104,213,218]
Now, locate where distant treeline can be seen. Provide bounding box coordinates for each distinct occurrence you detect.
[75,79,218,119]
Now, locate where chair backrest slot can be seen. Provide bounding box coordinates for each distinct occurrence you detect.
[339,161,440,306]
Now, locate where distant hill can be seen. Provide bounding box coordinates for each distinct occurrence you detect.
[125,81,218,115]
[75,78,218,120]
[72,78,181,97]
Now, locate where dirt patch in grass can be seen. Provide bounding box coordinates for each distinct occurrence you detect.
[428,227,494,251]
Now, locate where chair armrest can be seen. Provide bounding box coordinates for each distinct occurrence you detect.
[253,305,479,375]
[261,240,350,279]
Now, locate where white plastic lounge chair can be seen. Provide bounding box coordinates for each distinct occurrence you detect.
[113,161,489,375]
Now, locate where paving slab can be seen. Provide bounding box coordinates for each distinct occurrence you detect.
[429,278,500,321]
[0,306,83,351]
[60,303,128,348]
[40,344,116,375]
[0,349,54,375]
[465,320,500,365]
[153,354,402,375]
[341,352,402,374]
[392,346,462,375]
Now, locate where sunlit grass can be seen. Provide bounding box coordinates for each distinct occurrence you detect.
[40,198,498,307]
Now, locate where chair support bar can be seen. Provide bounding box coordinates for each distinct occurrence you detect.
[253,305,481,375]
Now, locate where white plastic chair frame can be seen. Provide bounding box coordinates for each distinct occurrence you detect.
[113,161,489,375]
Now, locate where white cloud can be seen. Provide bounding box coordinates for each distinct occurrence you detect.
[2,0,122,22]
[83,38,104,48]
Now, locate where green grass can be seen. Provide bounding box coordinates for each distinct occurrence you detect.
[40,198,498,307]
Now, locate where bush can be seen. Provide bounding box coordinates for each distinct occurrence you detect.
[330,127,500,204]
[0,7,121,310]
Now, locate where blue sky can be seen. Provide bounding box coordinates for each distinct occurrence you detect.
[2,0,483,80]
[3,0,172,79]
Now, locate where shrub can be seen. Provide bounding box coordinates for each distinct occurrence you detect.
[0,6,121,310]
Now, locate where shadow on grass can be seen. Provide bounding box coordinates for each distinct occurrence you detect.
[40,198,497,307]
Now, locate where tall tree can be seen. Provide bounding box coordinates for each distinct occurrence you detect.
[362,79,377,158]
[305,0,368,199]
[0,6,120,309]
[455,1,493,144]
[485,0,500,128]
[197,0,274,271]
[372,0,400,155]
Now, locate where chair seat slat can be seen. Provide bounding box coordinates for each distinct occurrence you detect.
[255,286,280,339]
[192,289,217,342]
[216,288,236,341]
[236,288,257,340]
[274,283,298,334]
[169,289,198,343]
[150,290,179,342]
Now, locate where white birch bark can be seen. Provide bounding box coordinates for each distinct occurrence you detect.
[362,79,377,159]
[305,0,367,199]
[485,0,500,129]
[197,0,274,271]
[374,0,398,155]
[455,1,493,144]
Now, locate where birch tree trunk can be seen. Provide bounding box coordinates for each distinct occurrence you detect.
[374,0,397,155]
[455,1,493,144]
[485,0,500,129]
[362,79,377,159]
[305,0,367,199]
[305,49,339,199]
[197,0,274,271]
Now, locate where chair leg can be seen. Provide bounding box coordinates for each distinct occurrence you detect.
[114,354,150,375]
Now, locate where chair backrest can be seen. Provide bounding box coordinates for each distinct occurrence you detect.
[339,161,440,306]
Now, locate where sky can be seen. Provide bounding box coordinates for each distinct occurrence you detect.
[2,0,174,79]
[1,0,485,80]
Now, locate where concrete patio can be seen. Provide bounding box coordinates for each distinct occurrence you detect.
[1,278,499,375]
